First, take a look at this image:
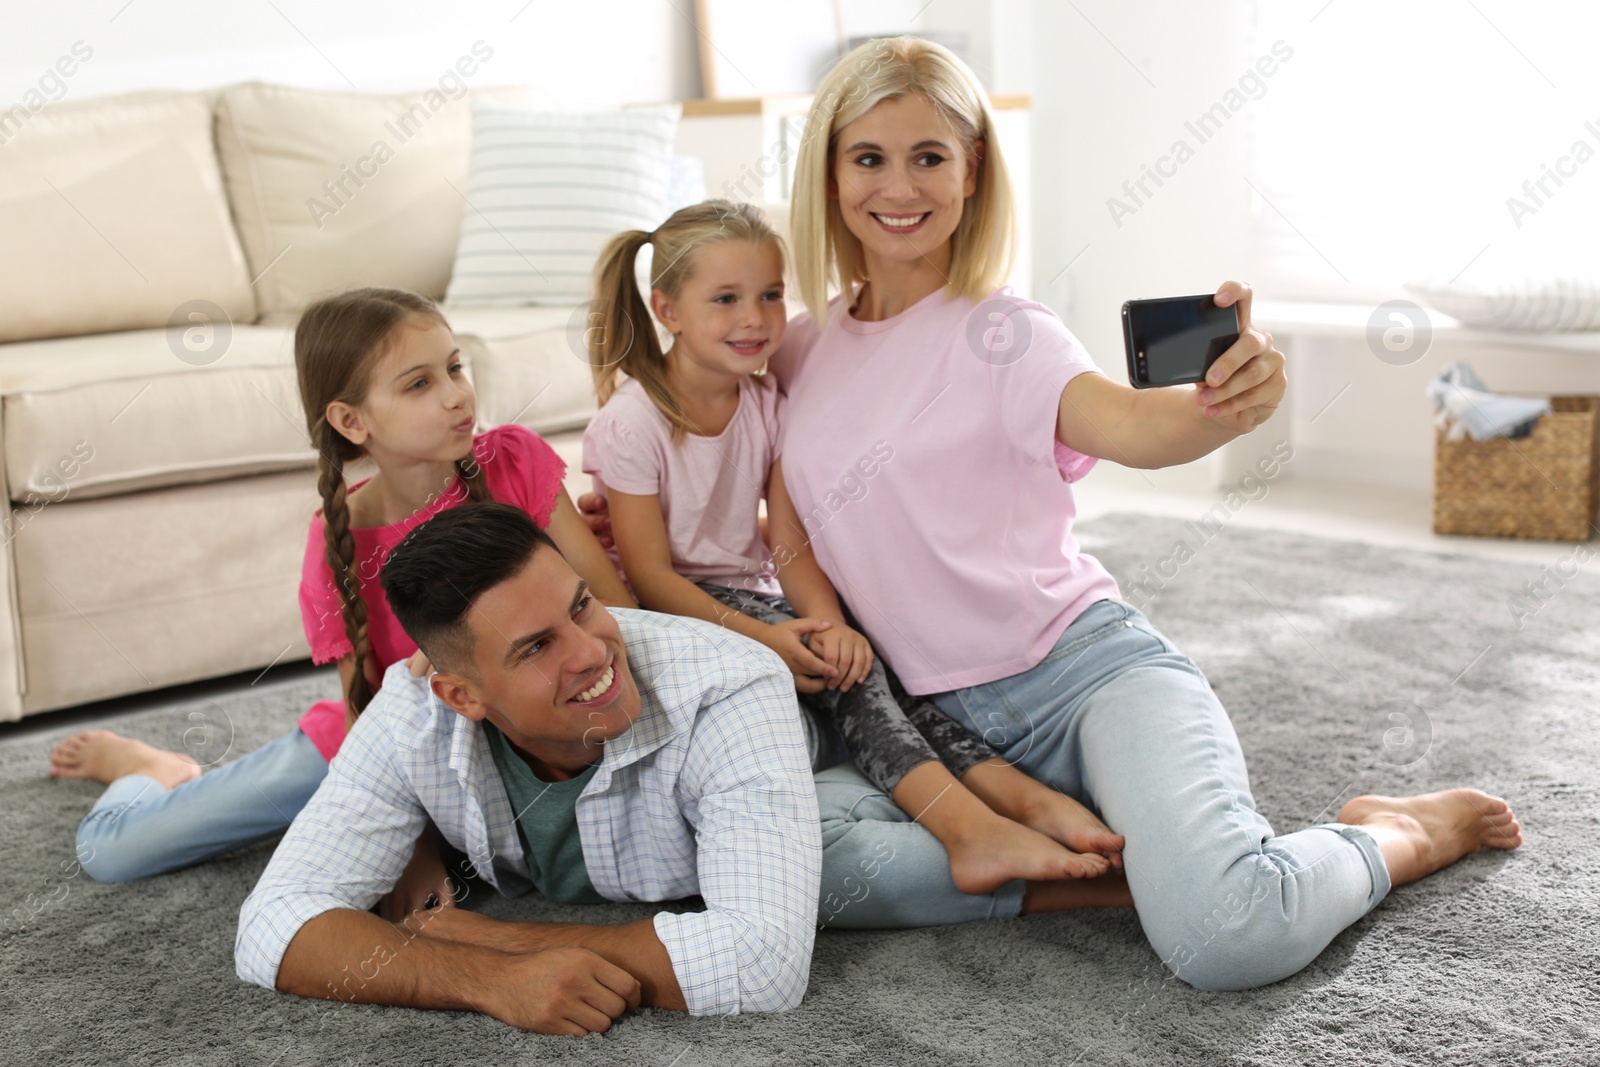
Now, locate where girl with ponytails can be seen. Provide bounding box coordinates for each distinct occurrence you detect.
[51,288,632,906]
[581,200,1124,895]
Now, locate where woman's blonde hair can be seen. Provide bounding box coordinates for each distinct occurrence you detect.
[588,198,783,442]
[294,288,492,718]
[792,36,1016,326]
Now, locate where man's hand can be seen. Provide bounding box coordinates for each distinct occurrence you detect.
[276,907,662,1031]
[760,618,837,694]
[377,831,455,923]
[1196,281,1285,434]
[576,491,614,551]
[480,947,642,1036]
[807,623,874,693]
[409,908,678,1023]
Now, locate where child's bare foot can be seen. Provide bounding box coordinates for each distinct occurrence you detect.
[1014,790,1126,869]
[892,761,1111,894]
[963,760,1126,868]
[48,730,201,789]
[1337,789,1522,887]
[944,813,1110,895]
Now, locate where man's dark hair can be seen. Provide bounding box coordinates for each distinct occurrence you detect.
[381,502,561,677]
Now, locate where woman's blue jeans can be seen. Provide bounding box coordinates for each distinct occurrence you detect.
[814,598,1391,991]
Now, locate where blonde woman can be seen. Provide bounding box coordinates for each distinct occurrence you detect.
[767,37,1523,988]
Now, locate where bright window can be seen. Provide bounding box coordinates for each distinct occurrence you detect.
[1246,0,1600,299]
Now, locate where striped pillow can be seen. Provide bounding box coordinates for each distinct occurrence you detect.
[444,103,680,306]
[1405,278,1600,333]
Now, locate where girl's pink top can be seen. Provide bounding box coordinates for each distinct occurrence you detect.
[768,285,1121,696]
[295,425,567,761]
[581,375,785,598]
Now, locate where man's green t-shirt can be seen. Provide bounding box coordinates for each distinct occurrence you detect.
[482,722,605,904]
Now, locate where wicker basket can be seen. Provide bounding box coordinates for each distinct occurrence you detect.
[1433,395,1600,541]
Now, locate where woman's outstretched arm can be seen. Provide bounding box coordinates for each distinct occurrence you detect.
[1055,281,1286,469]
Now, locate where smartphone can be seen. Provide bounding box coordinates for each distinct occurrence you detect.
[1122,294,1240,389]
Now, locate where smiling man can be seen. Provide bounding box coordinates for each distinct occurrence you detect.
[234,502,824,1034]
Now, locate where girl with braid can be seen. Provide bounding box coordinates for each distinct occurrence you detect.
[50,288,632,903]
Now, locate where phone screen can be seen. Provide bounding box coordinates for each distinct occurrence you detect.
[1125,296,1239,386]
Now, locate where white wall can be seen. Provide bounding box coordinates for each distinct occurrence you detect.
[0,1,700,106]
[1013,3,1260,490]
[1018,3,1258,357]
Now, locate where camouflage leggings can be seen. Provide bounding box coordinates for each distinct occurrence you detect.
[696,582,999,794]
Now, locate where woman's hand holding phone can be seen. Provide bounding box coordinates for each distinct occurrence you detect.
[1197,282,1286,434]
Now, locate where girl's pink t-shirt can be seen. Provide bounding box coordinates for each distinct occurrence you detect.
[769,285,1121,696]
[581,375,785,598]
[295,424,567,761]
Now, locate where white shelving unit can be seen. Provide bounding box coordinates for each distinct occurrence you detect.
[1249,301,1600,493]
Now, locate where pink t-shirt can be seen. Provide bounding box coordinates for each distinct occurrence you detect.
[582,375,784,598]
[770,285,1121,696]
[295,424,567,761]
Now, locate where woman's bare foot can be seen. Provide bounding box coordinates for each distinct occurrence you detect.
[48,730,201,789]
[962,759,1126,868]
[944,814,1110,895]
[1337,789,1522,887]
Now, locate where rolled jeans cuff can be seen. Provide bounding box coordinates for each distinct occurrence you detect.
[1311,822,1392,912]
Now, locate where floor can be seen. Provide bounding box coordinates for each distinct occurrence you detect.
[2,475,1583,745]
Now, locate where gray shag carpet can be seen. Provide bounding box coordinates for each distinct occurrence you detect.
[3,513,1597,1066]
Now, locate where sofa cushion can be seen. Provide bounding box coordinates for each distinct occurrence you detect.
[0,305,599,503]
[444,305,599,435]
[1,326,316,503]
[442,103,680,306]
[214,82,541,318]
[0,91,256,344]
[1406,277,1600,333]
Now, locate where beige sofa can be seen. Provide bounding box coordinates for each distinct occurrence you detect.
[0,83,622,720]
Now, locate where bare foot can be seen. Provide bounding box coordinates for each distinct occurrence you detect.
[962,760,1127,869]
[945,813,1110,895]
[1337,789,1522,887]
[48,730,201,789]
[1014,790,1127,870]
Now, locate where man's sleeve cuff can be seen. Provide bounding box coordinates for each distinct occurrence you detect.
[235,891,363,991]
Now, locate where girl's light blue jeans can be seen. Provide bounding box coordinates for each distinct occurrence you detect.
[75,726,328,883]
[813,598,1391,991]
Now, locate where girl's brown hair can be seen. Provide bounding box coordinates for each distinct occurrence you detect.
[294,287,492,718]
[587,198,783,441]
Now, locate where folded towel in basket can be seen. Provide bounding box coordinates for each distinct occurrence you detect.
[1426,361,1551,442]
